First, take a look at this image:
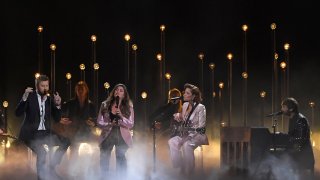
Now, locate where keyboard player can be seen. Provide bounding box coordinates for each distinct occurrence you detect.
[281,98,315,176]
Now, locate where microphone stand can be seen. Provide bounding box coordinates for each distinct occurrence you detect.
[272,117,277,152]
[152,120,156,173]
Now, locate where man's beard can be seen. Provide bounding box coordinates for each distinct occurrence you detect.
[38,90,47,97]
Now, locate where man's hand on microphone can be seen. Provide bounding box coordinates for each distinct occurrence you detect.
[54,92,62,107]
[22,87,33,101]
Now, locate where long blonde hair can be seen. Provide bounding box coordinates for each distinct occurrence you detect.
[74,81,89,107]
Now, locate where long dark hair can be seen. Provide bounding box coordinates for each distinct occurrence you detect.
[102,84,132,118]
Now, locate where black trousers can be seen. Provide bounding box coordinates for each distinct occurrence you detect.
[100,126,128,176]
[27,130,70,180]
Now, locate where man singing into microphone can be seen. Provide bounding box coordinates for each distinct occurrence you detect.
[281,97,314,178]
[15,75,70,180]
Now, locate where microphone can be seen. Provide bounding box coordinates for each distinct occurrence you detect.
[170,96,182,101]
[44,90,51,96]
[115,96,120,108]
[266,111,283,117]
[39,89,51,97]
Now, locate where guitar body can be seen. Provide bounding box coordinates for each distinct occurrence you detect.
[170,121,190,138]
[51,120,80,140]
[170,121,206,138]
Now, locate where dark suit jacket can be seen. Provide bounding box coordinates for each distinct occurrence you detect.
[15,91,61,144]
[287,113,315,169]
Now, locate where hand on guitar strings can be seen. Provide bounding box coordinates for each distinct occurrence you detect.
[173,113,183,122]
[86,118,96,127]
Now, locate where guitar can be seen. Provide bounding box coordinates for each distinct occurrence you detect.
[52,117,97,140]
[170,102,204,137]
[170,121,206,137]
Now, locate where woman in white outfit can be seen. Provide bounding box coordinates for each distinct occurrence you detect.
[168,83,209,175]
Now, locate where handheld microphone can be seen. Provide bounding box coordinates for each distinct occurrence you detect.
[115,96,120,108]
[44,90,51,96]
[266,111,283,117]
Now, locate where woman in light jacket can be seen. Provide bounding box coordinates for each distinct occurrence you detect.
[97,84,134,176]
[168,83,209,175]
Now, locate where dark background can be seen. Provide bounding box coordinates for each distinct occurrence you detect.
[1,0,320,135]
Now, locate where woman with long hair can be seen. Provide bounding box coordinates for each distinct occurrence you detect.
[168,83,209,175]
[58,81,96,155]
[97,84,134,176]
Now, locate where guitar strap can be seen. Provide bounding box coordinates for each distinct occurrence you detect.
[185,102,199,126]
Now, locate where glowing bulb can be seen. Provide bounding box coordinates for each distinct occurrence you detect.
[91,35,97,42]
[242,72,248,79]
[132,44,138,51]
[309,101,315,108]
[3,101,8,108]
[198,53,204,60]
[38,26,43,32]
[66,73,72,80]
[219,82,224,89]
[79,64,86,70]
[50,44,56,51]
[221,122,225,127]
[93,63,99,70]
[274,53,278,60]
[284,43,290,50]
[260,91,266,98]
[160,25,166,31]
[271,23,276,30]
[165,73,171,80]
[280,62,286,69]
[209,63,215,70]
[35,73,40,79]
[156,53,162,61]
[104,82,110,89]
[141,92,147,99]
[124,34,131,41]
[227,53,233,60]
[242,24,248,32]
